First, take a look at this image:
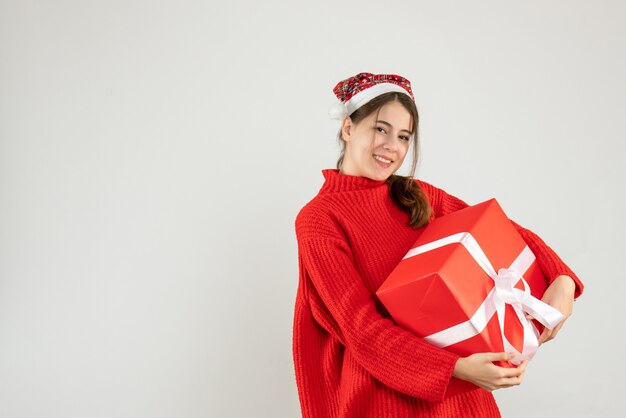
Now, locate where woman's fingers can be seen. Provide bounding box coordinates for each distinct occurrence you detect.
[497,374,525,388]
[539,319,567,345]
[538,327,553,345]
[505,360,527,373]
[460,353,530,392]
[518,360,529,370]
[495,360,528,388]
[483,352,514,362]
[497,360,528,377]
[528,313,569,345]
[550,321,565,339]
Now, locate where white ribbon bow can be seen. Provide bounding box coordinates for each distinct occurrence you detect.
[402,232,564,365]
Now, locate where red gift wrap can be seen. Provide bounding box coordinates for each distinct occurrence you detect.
[376,198,564,397]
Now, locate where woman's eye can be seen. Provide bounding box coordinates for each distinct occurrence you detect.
[377,126,409,141]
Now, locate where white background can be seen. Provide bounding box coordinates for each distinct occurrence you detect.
[1,1,624,417]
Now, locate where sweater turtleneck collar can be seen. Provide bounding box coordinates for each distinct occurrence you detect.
[319,168,388,193]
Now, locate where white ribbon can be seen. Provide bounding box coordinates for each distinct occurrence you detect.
[403,232,564,365]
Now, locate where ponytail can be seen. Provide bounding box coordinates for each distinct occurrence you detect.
[386,174,432,229]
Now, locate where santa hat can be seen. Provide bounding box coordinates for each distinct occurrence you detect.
[328,72,415,120]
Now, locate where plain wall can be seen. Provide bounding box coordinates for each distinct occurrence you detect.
[1,1,624,417]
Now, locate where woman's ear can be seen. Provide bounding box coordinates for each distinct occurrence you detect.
[342,117,353,141]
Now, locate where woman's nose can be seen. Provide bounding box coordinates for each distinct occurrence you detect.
[383,136,397,150]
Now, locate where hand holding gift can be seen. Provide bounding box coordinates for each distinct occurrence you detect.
[452,352,529,392]
[376,198,568,397]
[527,274,576,345]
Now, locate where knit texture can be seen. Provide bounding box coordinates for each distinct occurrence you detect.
[292,168,584,418]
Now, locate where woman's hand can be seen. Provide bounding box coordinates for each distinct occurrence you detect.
[526,275,576,345]
[452,352,528,392]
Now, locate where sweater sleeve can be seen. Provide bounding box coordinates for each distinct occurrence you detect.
[295,212,462,402]
[416,179,584,300]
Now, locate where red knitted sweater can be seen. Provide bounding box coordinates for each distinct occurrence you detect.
[292,168,584,418]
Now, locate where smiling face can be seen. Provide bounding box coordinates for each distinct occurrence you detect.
[340,100,413,180]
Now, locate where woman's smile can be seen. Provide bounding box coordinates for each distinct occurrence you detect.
[373,154,392,168]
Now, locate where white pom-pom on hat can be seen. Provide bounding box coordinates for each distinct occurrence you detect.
[328,102,349,120]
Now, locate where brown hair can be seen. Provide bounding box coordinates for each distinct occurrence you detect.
[335,92,432,229]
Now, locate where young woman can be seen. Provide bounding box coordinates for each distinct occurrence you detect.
[292,72,584,418]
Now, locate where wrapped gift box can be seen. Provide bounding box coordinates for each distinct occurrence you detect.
[375,198,563,397]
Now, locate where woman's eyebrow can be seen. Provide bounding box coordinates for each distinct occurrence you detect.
[376,120,412,134]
